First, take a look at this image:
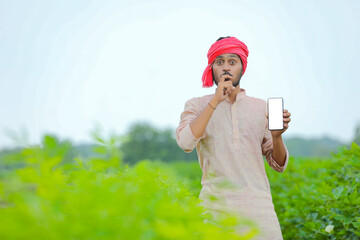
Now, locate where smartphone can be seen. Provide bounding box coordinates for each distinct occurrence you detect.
[267,97,284,131]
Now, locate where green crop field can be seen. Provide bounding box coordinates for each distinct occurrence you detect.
[0,135,359,239]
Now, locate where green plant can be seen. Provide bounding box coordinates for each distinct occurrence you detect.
[0,134,259,240]
[266,143,360,239]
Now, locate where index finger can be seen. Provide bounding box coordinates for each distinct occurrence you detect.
[220,74,233,83]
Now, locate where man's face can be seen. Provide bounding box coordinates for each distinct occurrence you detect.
[212,53,243,87]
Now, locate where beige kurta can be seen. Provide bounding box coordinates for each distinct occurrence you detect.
[175,88,289,240]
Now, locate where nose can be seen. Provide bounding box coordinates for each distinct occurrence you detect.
[222,62,231,72]
[222,63,231,72]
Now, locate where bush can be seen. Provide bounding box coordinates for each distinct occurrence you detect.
[0,135,259,240]
[266,142,360,239]
[162,160,203,197]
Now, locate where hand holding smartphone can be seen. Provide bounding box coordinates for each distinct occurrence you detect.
[267,97,284,131]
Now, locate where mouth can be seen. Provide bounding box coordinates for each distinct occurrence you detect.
[221,72,233,79]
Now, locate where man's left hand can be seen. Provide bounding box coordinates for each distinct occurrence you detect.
[266,109,291,138]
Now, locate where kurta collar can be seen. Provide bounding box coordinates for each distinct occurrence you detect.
[236,88,246,101]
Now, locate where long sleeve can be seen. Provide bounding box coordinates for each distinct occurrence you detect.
[175,98,206,153]
[261,120,289,173]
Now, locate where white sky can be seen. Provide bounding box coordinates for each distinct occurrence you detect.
[1,0,359,149]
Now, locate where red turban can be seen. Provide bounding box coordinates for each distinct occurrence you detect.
[202,37,249,87]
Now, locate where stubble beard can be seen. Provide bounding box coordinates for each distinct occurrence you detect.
[232,75,241,87]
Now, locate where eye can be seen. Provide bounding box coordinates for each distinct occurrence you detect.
[216,59,223,65]
[230,60,236,64]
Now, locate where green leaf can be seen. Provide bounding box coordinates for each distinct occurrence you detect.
[332,185,344,199]
[42,135,57,149]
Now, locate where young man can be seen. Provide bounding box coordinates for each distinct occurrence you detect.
[175,36,292,239]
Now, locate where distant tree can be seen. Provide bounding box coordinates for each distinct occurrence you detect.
[120,122,197,165]
[353,121,360,145]
[283,136,345,158]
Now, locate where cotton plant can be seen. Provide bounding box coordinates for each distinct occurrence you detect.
[0,134,259,240]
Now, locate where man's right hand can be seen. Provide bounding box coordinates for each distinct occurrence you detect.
[189,74,235,139]
[214,75,235,104]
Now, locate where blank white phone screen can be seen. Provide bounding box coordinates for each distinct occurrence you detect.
[268,98,283,130]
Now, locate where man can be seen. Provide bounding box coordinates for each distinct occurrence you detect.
[175,36,292,239]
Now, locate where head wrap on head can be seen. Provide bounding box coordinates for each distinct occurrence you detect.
[202,37,249,87]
